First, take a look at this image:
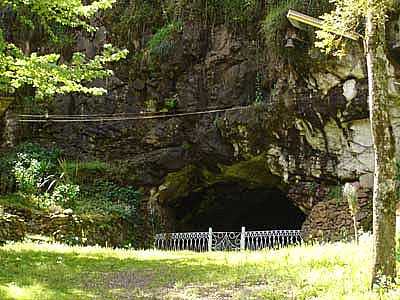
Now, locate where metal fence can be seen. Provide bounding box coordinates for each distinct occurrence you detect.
[154,227,303,251]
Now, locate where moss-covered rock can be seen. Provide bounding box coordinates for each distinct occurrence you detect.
[0,205,135,247]
[218,154,282,189]
[158,165,201,203]
[39,212,128,247]
[157,154,285,206]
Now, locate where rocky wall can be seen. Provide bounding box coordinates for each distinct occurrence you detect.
[302,186,373,242]
[0,212,26,243]
[1,206,134,247]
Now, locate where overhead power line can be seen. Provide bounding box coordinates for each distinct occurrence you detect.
[17,105,254,123]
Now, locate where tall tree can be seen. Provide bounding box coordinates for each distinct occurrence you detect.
[316,0,397,286]
[0,0,128,100]
[365,0,397,285]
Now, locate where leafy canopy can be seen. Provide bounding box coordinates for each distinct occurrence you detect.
[315,0,392,56]
[0,0,128,100]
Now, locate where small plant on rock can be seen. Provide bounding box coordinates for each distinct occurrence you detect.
[162,94,179,112]
[147,21,183,60]
[343,182,359,243]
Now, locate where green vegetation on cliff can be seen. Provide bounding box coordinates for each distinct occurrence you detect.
[110,0,332,69]
[147,21,183,61]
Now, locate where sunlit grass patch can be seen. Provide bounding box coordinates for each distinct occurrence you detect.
[0,236,399,299]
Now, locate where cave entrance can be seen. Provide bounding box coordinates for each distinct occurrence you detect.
[170,183,306,232]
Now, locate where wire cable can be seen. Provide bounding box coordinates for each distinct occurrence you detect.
[17,105,228,118]
[17,105,254,123]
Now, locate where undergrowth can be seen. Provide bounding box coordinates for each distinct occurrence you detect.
[0,143,142,223]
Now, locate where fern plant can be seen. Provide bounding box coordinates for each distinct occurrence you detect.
[147,21,183,60]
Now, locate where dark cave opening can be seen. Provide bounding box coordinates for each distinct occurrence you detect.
[170,183,306,232]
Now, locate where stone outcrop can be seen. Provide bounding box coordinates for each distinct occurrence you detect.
[0,212,26,243]
[1,206,133,247]
[302,187,372,241]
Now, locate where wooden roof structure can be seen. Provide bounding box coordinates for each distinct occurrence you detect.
[286,9,361,41]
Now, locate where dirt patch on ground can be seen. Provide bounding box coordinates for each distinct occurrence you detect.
[83,270,154,290]
[157,282,269,300]
[83,270,269,299]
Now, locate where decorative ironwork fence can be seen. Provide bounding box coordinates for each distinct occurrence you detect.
[154,232,209,251]
[154,227,303,251]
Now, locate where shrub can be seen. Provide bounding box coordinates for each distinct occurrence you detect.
[15,143,61,163]
[204,0,260,28]
[12,144,60,195]
[147,21,183,60]
[77,180,142,221]
[58,159,110,184]
[13,153,45,194]
[51,183,80,207]
[2,143,83,209]
[0,143,61,194]
[75,180,143,245]
[110,0,163,50]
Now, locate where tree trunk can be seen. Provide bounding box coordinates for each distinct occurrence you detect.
[366,5,397,287]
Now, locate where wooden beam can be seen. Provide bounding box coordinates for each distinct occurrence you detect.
[286,9,361,41]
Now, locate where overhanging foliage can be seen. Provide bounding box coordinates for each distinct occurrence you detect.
[0,0,128,100]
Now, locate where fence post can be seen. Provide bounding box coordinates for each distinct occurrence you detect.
[240,226,245,251]
[208,227,212,252]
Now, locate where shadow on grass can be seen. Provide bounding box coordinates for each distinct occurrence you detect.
[1,242,384,300]
[0,247,286,300]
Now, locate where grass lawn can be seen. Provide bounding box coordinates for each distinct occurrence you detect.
[0,236,399,299]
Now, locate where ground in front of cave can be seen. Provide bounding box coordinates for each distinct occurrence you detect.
[1,236,400,299]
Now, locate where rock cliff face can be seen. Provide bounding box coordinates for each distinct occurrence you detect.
[2,2,400,241]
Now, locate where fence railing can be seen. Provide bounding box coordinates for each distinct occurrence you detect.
[154,227,303,251]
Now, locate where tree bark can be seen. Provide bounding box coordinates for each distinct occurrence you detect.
[366,5,397,287]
